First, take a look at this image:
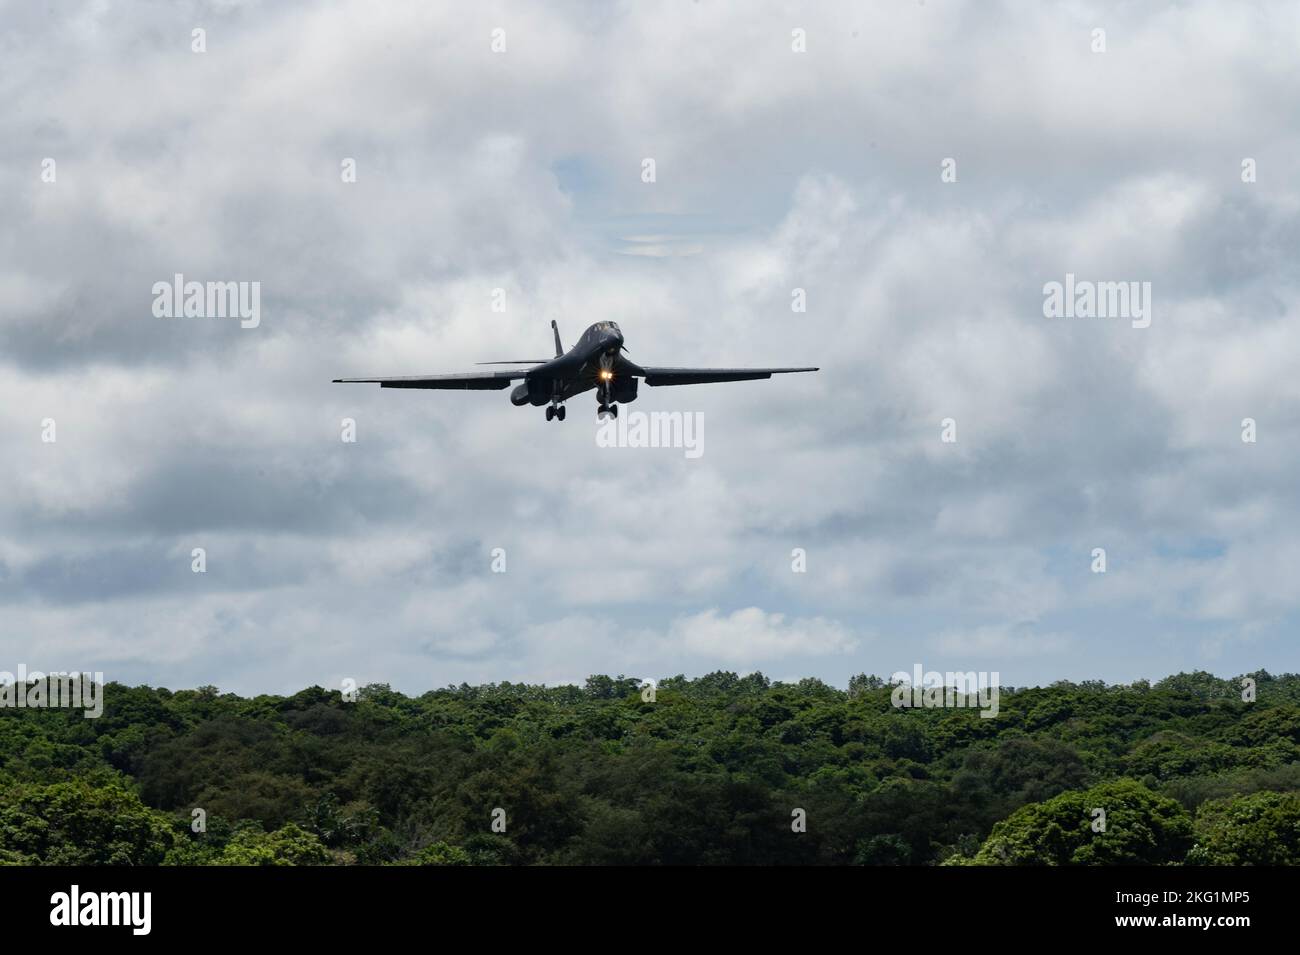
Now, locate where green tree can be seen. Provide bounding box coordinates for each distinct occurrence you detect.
[408,841,472,866]
[217,823,331,866]
[0,780,174,865]
[1186,791,1300,865]
[970,780,1192,865]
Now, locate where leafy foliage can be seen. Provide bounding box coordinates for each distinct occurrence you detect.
[0,669,1296,864]
[1186,791,1300,865]
[966,779,1193,865]
[0,780,173,865]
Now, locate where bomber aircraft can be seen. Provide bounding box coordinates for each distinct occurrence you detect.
[334,321,818,421]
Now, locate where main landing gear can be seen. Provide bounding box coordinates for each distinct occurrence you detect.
[545,403,567,422]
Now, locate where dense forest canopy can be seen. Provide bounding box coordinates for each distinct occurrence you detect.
[1,669,1298,865]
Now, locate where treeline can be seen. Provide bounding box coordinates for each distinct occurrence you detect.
[1,669,1299,865]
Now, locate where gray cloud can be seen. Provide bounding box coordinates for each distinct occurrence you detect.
[1,1,1298,694]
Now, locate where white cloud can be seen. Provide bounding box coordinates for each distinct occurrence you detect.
[931,624,1071,659]
[0,1,1298,693]
[668,608,858,662]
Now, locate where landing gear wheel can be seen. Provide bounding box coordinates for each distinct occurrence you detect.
[556,406,566,421]
[545,406,555,421]
[608,404,618,418]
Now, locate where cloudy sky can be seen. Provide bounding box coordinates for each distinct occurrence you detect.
[2,0,1298,695]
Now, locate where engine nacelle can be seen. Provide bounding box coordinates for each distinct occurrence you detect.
[510,377,552,407]
[611,376,638,404]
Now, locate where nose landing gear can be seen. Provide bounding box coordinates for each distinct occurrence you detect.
[596,381,618,419]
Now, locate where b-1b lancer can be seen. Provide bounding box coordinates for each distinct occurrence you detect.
[334,321,818,421]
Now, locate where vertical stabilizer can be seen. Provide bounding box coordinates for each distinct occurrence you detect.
[551,320,563,357]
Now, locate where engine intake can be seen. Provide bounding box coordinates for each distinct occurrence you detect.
[611,376,638,404]
[510,377,552,406]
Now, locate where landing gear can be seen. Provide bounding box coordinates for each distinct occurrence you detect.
[596,357,621,420]
[546,403,566,422]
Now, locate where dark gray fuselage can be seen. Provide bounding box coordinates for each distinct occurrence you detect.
[510,321,640,406]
